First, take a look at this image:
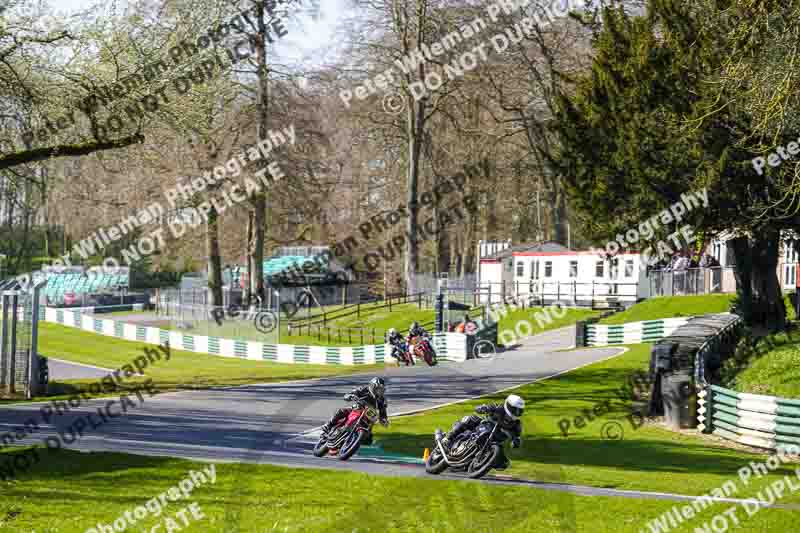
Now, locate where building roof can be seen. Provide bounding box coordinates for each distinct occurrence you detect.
[482,241,571,261]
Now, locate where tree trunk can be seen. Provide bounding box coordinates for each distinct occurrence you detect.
[451,237,462,277]
[404,105,424,293]
[245,214,254,305]
[248,0,270,307]
[730,232,786,333]
[550,181,568,245]
[206,204,223,307]
[249,195,266,304]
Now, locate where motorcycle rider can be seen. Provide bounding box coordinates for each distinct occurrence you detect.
[408,321,428,340]
[386,328,411,365]
[441,394,524,470]
[320,377,389,445]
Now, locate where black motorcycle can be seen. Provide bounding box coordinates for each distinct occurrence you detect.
[424,419,513,479]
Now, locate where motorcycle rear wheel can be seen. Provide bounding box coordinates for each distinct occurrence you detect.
[467,444,501,479]
[425,447,448,474]
[337,430,365,461]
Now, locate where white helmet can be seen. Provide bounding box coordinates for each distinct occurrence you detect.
[387,328,397,337]
[504,394,525,420]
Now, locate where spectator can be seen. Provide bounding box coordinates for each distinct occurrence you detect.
[700,253,720,268]
[674,253,690,271]
[455,314,477,334]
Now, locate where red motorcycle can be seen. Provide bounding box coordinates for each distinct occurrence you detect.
[391,342,415,366]
[313,402,385,460]
[409,335,437,366]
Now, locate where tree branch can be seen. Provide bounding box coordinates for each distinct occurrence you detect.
[0,134,145,171]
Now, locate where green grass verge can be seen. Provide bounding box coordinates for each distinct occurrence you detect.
[0,448,793,532]
[599,294,736,324]
[132,302,594,347]
[378,344,800,503]
[496,307,601,342]
[730,330,800,397]
[599,293,796,325]
[140,302,434,346]
[33,322,383,399]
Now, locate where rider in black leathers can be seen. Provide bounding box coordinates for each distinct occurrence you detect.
[320,377,389,445]
[408,321,428,340]
[442,396,523,470]
[386,328,409,364]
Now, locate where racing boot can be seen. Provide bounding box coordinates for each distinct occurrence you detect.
[494,449,510,470]
[320,421,334,438]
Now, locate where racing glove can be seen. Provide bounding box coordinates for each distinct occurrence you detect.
[344,393,356,402]
[475,405,492,415]
[511,436,521,449]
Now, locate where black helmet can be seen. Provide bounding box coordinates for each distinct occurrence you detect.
[369,377,386,399]
[411,321,419,329]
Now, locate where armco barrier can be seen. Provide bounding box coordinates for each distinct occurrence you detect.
[43,308,387,365]
[698,385,800,452]
[584,317,692,346]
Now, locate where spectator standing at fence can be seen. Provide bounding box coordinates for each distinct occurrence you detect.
[674,252,690,271]
[699,253,719,268]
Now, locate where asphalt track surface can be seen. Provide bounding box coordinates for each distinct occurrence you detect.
[4,326,800,509]
[47,358,112,380]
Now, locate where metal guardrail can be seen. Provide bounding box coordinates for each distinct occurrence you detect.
[692,315,745,387]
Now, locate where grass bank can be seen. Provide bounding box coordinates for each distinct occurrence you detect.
[0,448,793,532]
[32,322,383,401]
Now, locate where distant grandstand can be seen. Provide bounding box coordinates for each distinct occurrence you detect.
[33,266,131,307]
[223,246,349,290]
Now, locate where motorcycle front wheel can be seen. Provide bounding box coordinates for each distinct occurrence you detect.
[425,446,448,474]
[337,430,365,461]
[467,444,501,479]
[313,437,330,457]
[423,347,437,366]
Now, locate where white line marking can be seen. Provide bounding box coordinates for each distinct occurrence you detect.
[46,357,116,373]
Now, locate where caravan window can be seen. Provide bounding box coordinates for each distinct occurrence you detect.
[569,261,578,278]
[595,261,604,277]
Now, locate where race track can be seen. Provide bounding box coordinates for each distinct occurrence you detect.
[0,327,642,491]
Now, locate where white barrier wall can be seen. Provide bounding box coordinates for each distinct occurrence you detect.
[586,317,692,346]
[43,308,387,366]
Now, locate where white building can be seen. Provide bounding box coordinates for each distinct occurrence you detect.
[477,232,800,306]
[477,240,646,307]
